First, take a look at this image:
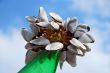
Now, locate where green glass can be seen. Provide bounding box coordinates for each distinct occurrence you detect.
[18,50,60,73]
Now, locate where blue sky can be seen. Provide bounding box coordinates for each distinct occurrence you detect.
[0,0,110,73]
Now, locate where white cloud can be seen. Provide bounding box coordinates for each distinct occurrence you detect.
[0,28,26,73]
[72,0,110,17]
[83,16,110,53]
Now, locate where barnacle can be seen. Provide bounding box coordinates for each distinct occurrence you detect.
[21,7,95,69]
